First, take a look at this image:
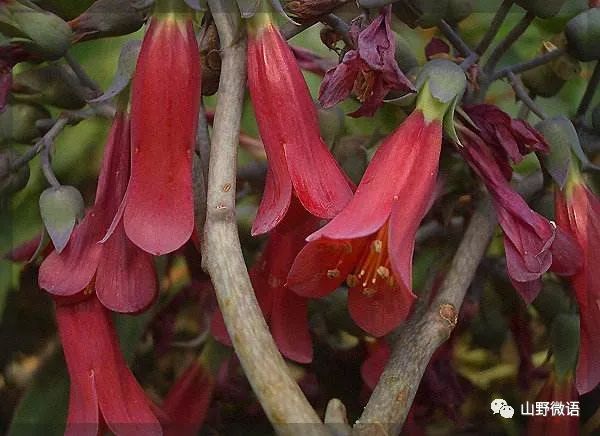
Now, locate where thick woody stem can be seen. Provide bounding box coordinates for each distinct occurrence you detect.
[202,1,327,434]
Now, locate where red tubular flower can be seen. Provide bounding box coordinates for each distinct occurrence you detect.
[247,13,353,235]
[555,172,600,394]
[39,112,157,313]
[212,198,320,363]
[318,6,415,117]
[527,373,579,435]
[162,360,215,436]
[457,106,581,302]
[288,110,441,337]
[55,297,161,436]
[123,8,200,255]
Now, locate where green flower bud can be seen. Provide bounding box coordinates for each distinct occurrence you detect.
[0,149,30,196]
[521,40,580,98]
[445,0,474,24]
[12,65,86,109]
[6,2,72,59]
[331,136,367,186]
[0,102,50,145]
[515,0,568,18]
[392,0,449,29]
[318,105,345,149]
[565,8,600,61]
[69,0,149,43]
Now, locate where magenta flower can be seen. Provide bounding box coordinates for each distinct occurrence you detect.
[55,297,161,435]
[318,6,415,117]
[457,105,582,302]
[39,112,157,313]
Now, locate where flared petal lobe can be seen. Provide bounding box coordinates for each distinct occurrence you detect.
[555,183,600,394]
[125,16,200,255]
[247,23,352,234]
[290,111,440,337]
[55,297,161,436]
[39,113,131,297]
[39,113,158,313]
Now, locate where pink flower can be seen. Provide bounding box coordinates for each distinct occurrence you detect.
[55,297,161,435]
[39,112,157,313]
[247,15,353,235]
[318,6,414,117]
[457,106,581,302]
[122,10,200,255]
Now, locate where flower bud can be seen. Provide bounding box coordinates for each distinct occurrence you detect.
[445,0,473,24]
[330,135,368,185]
[12,65,86,109]
[514,0,568,18]
[3,2,72,59]
[69,0,149,43]
[0,149,30,196]
[392,0,449,29]
[0,102,50,144]
[565,8,600,61]
[199,19,221,96]
[521,40,580,98]
[318,105,344,149]
[284,0,348,21]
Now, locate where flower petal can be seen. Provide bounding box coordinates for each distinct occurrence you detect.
[270,288,313,363]
[318,50,360,109]
[348,280,412,337]
[95,222,157,313]
[248,25,352,225]
[163,361,215,436]
[309,111,439,241]
[287,238,366,298]
[125,17,200,255]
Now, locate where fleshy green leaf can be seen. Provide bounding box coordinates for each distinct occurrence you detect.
[536,117,573,189]
[550,313,579,379]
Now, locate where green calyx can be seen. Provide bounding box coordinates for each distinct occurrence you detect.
[153,0,192,18]
[415,59,466,143]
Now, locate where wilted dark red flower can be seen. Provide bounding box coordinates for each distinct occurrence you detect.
[288,109,441,337]
[457,106,581,302]
[319,6,415,117]
[247,15,353,235]
[527,373,579,435]
[212,198,320,363]
[121,11,200,255]
[39,112,157,313]
[55,297,161,435]
[162,359,216,436]
[555,172,600,394]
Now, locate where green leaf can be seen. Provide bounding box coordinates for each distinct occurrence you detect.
[39,186,84,253]
[536,117,573,189]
